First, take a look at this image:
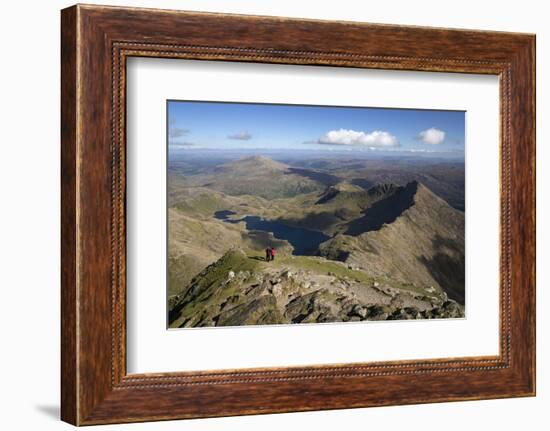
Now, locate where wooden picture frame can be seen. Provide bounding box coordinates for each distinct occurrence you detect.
[61,4,536,425]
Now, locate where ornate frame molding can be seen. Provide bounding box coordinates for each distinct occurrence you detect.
[61,5,535,425]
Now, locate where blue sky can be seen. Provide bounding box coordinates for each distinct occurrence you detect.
[168,100,465,156]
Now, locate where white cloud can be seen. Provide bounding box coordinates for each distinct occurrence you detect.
[417,127,446,145]
[227,131,252,140]
[317,129,399,147]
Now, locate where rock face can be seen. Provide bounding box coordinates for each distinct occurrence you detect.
[168,249,464,328]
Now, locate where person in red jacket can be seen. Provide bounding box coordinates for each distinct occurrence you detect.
[270,247,276,261]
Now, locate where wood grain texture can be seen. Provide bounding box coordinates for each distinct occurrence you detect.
[60,4,536,425]
[60,5,78,425]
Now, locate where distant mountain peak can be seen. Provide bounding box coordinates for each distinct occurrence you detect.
[208,156,323,199]
[332,181,365,193]
[367,183,399,197]
[315,182,364,205]
[246,155,274,162]
[412,180,451,208]
[226,155,289,171]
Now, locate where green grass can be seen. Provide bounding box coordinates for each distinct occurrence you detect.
[275,255,375,284]
[167,254,205,296]
[174,192,228,216]
[393,281,443,297]
[170,249,259,327]
[268,254,438,296]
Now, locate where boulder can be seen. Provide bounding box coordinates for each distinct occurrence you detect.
[271,283,283,296]
[225,271,236,284]
[350,304,367,319]
[281,270,293,279]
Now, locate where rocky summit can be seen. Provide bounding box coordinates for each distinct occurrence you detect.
[169,249,464,328]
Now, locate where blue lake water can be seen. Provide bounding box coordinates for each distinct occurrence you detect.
[214,210,330,255]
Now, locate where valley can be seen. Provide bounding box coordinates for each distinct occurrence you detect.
[167,152,465,327]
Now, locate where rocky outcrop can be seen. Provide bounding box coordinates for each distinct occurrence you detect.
[168,249,464,328]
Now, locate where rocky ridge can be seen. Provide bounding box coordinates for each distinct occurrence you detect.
[169,249,464,328]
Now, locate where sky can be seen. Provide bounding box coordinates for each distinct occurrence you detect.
[167,100,465,157]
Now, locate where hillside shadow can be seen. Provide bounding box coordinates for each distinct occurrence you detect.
[345,181,418,236]
[418,235,465,305]
[285,167,341,186]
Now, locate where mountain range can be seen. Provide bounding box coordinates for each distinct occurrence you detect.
[168,155,465,327]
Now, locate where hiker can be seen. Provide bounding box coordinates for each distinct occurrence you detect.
[265,247,271,262]
[270,247,276,262]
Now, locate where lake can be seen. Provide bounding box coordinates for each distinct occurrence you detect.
[214,210,330,255]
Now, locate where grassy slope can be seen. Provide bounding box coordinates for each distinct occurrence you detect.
[320,183,465,302]
[169,249,259,327]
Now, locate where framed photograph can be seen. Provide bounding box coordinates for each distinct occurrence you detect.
[61,4,536,425]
